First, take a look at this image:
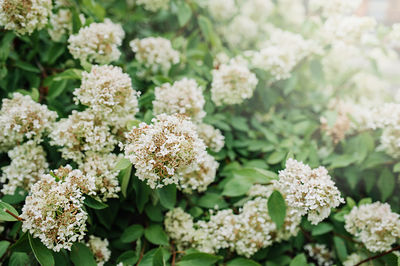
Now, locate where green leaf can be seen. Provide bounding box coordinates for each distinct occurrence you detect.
[176,1,192,26]
[197,193,228,209]
[226,258,260,266]
[156,185,176,210]
[310,60,325,83]
[84,195,108,210]
[15,61,40,73]
[267,151,287,165]
[0,200,19,221]
[268,191,286,229]
[52,69,83,81]
[0,241,10,258]
[222,177,253,197]
[115,158,131,171]
[334,236,347,262]
[289,253,307,266]
[120,165,132,198]
[28,234,54,266]
[197,16,221,48]
[394,162,400,173]
[121,224,144,243]
[311,222,333,236]
[9,252,30,266]
[144,225,169,246]
[377,168,395,202]
[117,251,139,265]
[176,252,222,266]
[70,243,97,266]
[153,247,166,266]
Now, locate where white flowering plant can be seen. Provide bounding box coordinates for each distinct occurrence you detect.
[0,0,400,265]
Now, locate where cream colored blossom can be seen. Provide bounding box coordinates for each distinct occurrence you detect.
[164,208,195,250]
[207,0,237,21]
[196,123,225,152]
[87,236,111,266]
[136,0,169,12]
[68,19,125,64]
[48,9,72,41]
[304,244,334,266]
[345,202,400,252]
[0,0,52,35]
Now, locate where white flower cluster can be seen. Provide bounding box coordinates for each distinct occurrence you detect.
[179,153,219,193]
[304,244,334,266]
[78,152,121,201]
[87,236,111,266]
[343,253,364,266]
[68,19,125,64]
[49,109,117,163]
[21,166,96,251]
[74,65,139,129]
[345,202,400,252]
[0,93,57,152]
[253,30,320,80]
[308,0,362,17]
[211,60,258,106]
[219,15,259,49]
[320,16,377,45]
[196,123,225,153]
[130,37,179,77]
[238,0,273,23]
[136,0,169,12]
[388,23,400,48]
[165,184,302,258]
[124,114,209,189]
[0,0,52,35]
[320,100,353,144]
[48,9,72,42]
[275,159,344,225]
[1,141,48,195]
[153,78,206,122]
[206,0,237,21]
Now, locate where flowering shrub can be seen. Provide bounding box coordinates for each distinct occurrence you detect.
[0,0,400,266]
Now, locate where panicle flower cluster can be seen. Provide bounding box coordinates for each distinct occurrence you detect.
[219,15,259,49]
[21,166,96,251]
[165,184,303,258]
[253,30,320,80]
[49,109,117,163]
[136,0,169,12]
[86,236,111,266]
[153,78,205,121]
[304,244,334,266]
[379,127,400,158]
[196,123,225,152]
[0,0,52,35]
[211,60,258,106]
[206,0,237,21]
[238,0,273,23]
[1,141,48,195]
[275,159,344,225]
[130,37,180,77]
[179,153,218,194]
[343,253,364,266]
[320,16,377,45]
[388,23,400,48]
[164,208,195,250]
[48,9,72,42]
[308,0,362,16]
[124,114,208,189]
[78,152,121,201]
[68,19,125,64]
[0,93,58,152]
[344,202,400,252]
[275,0,305,25]
[74,65,139,129]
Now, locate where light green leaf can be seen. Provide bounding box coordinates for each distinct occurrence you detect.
[120,165,132,198]
[267,151,286,165]
[289,253,307,266]
[377,168,395,202]
[0,241,10,258]
[176,252,222,266]
[311,222,333,236]
[334,236,347,262]
[121,224,144,243]
[268,191,286,229]
[52,69,83,81]
[144,225,169,246]
[226,258,260,266]
[176,1,192,26]
[115,158,131,171]
[0,201,19,222]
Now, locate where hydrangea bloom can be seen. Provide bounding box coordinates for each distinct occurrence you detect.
[49,110,117,163]
[78,152,121,201]
[68,19,125,64]
[220,15,259,49]
[207,0,237,21]
[304,244,334,266]
[0,93,58,152]
[0,0,52,35]
[345,202,400,252]
[275,159,344,224]
[21,167,95,251]
[164,208,195,250]
[211,61,258,106]
[153,78,205,121]
[87,236,111,266]
[136,0,169,12]
[74,65,139,129]
[48,9,72,42]
[124,114,208,189]
[130,37,180,77]
[238,0,273,23]
[1,141,48,195]
[196,123,225,152]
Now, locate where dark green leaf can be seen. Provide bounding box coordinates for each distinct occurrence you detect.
[28,234,54,266]
[334,236,347,262]
[177,252,222,266]
[9,252,30,266]
[311,223,333,236]
[121,224,144,243]
[144,225,169,246]
[152,247,166,266]
[84,195,108,210]
[268,191,286,229]
[70,243,97,266]
[289,253,307,266]
[226,258,260,266]
[156,185,176,210]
